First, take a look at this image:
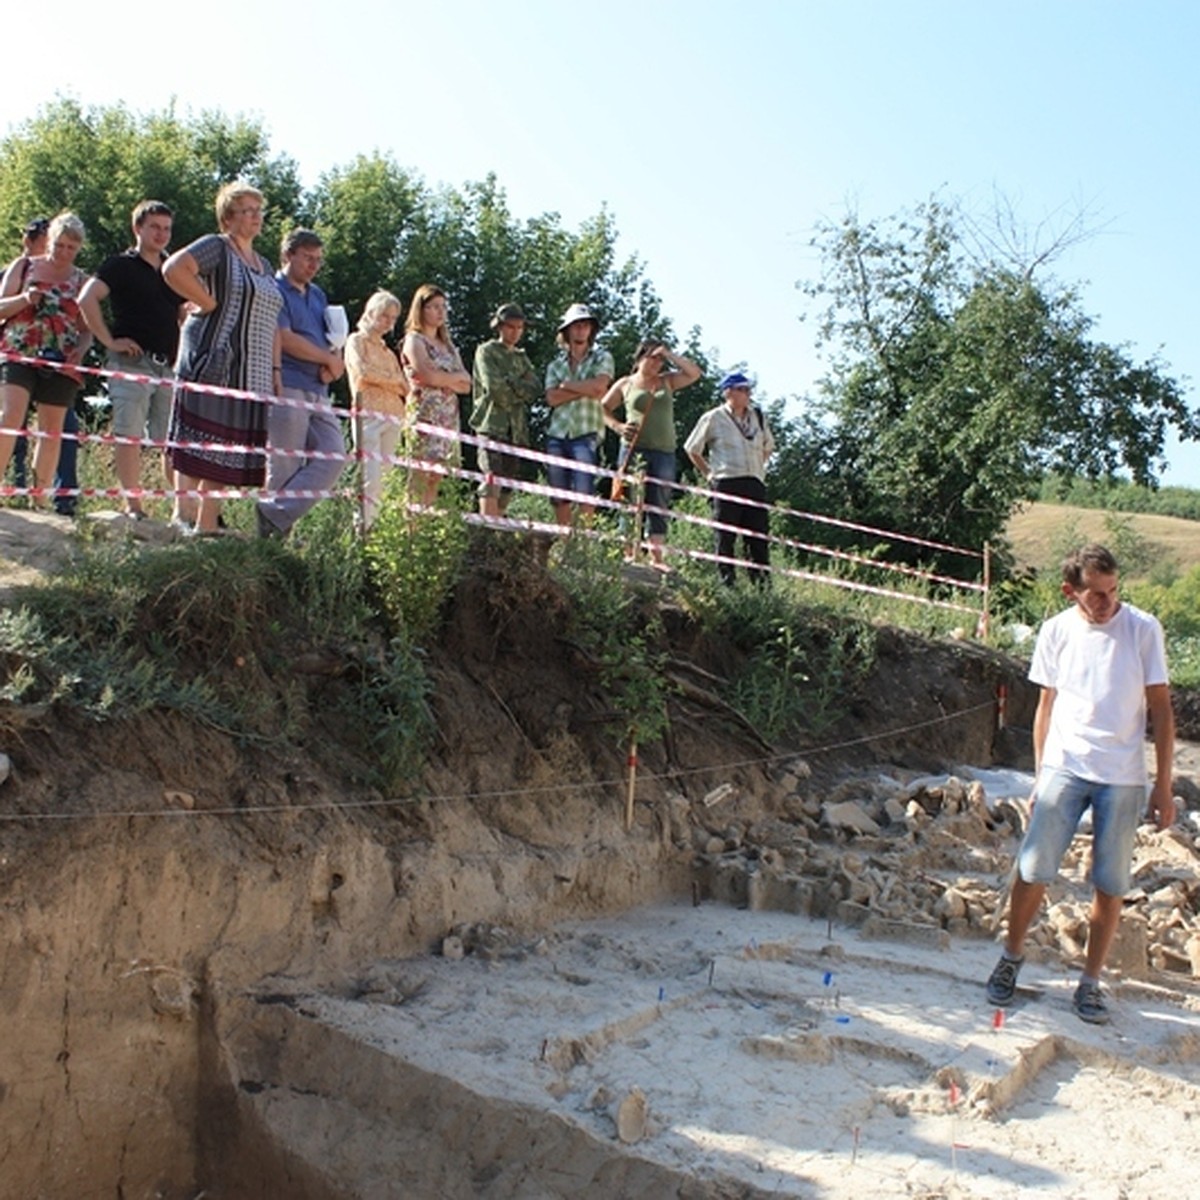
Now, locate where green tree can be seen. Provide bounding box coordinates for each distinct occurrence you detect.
[1,98,715,483]
[794,199,1195,571]
[301,152,425,314]
[0,98,301,267]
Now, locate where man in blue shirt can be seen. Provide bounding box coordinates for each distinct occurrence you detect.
[257,229,345,538]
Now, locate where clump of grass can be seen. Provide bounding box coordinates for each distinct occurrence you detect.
[363,474,470,642]
[677,571,878,740]
[2,511,433,789]
[551,534,672,746]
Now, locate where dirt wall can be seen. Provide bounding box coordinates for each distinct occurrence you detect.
[1,787,695,1198]
[1,561,1036,1196]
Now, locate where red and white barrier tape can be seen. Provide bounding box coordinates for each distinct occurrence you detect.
[3,352,986,611]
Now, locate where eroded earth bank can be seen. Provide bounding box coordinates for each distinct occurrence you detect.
[3,541,1199,1199]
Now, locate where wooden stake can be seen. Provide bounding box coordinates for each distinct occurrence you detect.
[624,737,638,831]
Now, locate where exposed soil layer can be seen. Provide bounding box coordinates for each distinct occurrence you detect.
[3,524,1197,1197]
[216,905,1200,1199]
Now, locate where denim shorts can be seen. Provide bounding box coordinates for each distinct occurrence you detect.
[107,352,173,440]
[546,433,598,498]
[1017,768,1146,896]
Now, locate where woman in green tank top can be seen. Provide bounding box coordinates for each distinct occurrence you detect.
[602,338,701,568]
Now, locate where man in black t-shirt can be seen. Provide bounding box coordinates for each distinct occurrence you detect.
[80,201,184,518]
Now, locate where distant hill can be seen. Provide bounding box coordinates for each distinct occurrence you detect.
[1006,502,1200,578]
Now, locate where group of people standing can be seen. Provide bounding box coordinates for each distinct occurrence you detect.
[0,184,334,538]
[465,301,778,578]
[1,182,778,581]
[0,195,1182,1027]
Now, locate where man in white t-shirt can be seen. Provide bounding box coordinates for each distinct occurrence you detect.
[986,544,1175,1025]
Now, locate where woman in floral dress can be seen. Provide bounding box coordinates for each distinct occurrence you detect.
[400,284,470,508]
[0,212,91,503]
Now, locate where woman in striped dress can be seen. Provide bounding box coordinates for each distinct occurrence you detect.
[163,181,282,533]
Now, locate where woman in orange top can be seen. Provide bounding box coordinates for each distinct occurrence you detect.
[345,289,408,531]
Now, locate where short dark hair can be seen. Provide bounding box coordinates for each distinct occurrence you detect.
[1062,543,1118,588]
[132,200,173,228]
[633,337,666,365]
[281,228,323,257]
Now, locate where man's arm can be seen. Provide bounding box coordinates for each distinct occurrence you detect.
[1031,685,1056,795]
[1146,683,1176,830]
[472,340,501,401]
[79,276,140,356]
[683,411,712,477]
[761,413,776,462]
[547,376,609,406]
[278,329,344,379]
[552,375,611,401]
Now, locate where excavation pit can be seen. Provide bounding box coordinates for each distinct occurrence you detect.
[215,903,1200,1198]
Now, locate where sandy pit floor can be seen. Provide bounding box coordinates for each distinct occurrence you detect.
[295,903,1200,1199]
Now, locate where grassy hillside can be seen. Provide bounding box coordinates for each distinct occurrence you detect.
[1006,502,1200,579]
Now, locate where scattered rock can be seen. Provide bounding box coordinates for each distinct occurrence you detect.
[822,801,881,836]
[934,888,967,921]
[702,783,737,809]
[683,763,1200,986]
[442,936,465,961]
[148,971,198,1019]
[1186,934,1200,978]
[615,1087,649,1144]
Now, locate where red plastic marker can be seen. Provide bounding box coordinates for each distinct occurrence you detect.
[992,1008,1005,1030]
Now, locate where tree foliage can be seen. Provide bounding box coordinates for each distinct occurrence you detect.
[1,100,713,459]
[0,98,301,267]
[791,199,1195,568]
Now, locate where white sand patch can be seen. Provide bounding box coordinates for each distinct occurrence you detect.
[289,903,1200,1198]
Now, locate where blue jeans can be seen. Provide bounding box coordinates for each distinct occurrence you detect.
[1018,768,1145,896]
[632,448,675,536]
[546,433,598,499]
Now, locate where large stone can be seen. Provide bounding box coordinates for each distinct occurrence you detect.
[942,777,968,813]
[934,888,967,921]
[615,1087,649,1144]
[1109,913,1149,980]
[822,800,881,836]
[1187,934,1200,978]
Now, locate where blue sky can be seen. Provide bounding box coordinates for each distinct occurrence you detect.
[11,0,1200,483]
